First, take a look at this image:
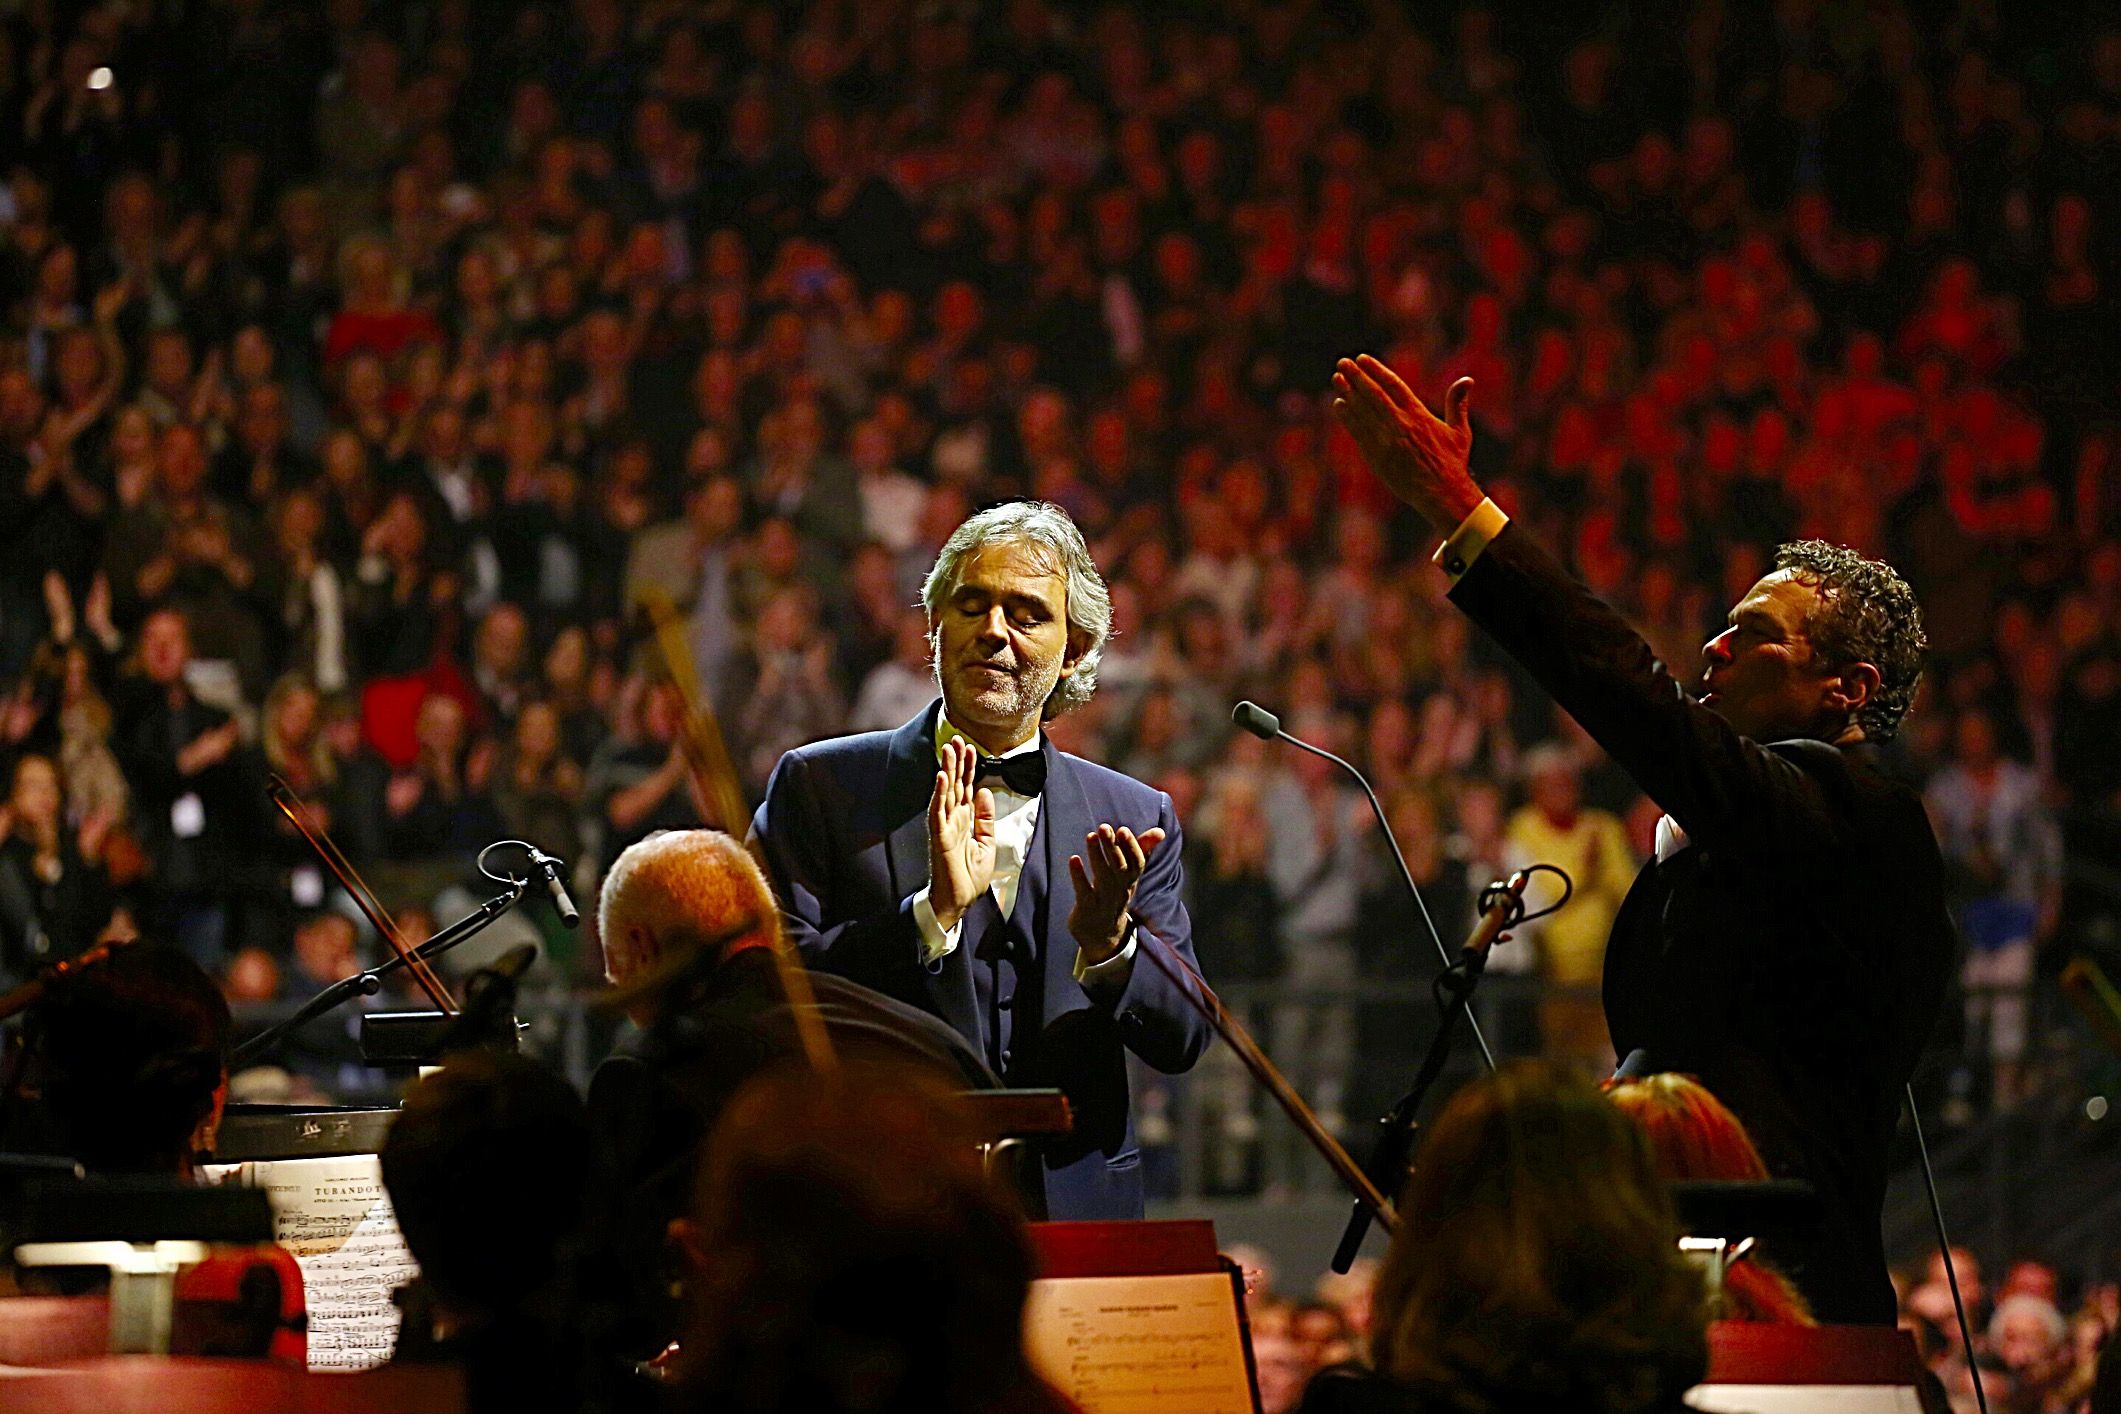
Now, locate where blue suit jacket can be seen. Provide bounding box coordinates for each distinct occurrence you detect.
[750,700,1212,1219]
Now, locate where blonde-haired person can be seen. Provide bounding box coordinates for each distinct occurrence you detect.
[586,829,991,1357]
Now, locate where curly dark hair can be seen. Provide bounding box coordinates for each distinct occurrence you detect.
[1772,540,1927,743]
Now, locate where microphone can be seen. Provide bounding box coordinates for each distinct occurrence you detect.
[528,847,581,929]
[1462,870,1530,975]
[1232,700,1281,741]
[1231,702,1495,1072]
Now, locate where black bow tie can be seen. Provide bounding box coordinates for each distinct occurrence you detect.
[975,751,1046,798]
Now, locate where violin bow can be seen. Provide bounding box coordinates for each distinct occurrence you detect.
[1133,915,1397,1233]
[639,591,835,1073]
[267,774,458,1013]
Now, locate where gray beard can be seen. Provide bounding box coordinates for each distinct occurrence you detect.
[931,647,1057,725]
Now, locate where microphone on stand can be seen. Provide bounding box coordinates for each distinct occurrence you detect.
[527,847,581,929]
[1326,866,1534,1274]
[1231,700,1283,741]
[1462,870,1531,975]
[1233,701,1496,1072]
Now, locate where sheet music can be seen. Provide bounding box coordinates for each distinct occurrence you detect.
[1023,1271,1256,1413]
[204,1153,421,1371]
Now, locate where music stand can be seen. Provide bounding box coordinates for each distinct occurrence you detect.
[11,1181,272,1355]
[1023,1219,1261,1413]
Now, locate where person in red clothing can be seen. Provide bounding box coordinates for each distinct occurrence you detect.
[322,236,443,371]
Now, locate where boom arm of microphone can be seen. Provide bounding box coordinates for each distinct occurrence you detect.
[233,872,530,1067]
[1233,701,1497,1072]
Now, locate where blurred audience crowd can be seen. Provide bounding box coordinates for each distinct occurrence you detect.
[0,0,2114,1205]
[1242,1241,2121,1414]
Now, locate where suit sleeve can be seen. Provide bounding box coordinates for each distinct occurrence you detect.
[1450,523,1850,870]
[1105,791,1214,1075]
[751,748,928,979]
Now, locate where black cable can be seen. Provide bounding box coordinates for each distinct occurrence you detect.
[1433,863,1574,1011]
[476,838,536,888]
[1497,862,1572,926]
[1906,1082,1989,1414]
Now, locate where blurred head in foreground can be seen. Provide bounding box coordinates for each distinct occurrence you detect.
[28,942,230,1175]
[1372,1061,1708,1413]
[1605,1071,1814,1325]
[381,1051,595,1328]
[676,1064,1068,1414]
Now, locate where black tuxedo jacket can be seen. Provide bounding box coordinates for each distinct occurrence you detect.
[1453,526,1955,1324]
[750,699,1213,1219]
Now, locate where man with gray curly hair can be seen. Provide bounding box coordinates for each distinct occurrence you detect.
[751,501,1210,1221]
[1333,356,1954,1327]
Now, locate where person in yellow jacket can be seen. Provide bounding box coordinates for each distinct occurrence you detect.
[1504,744,1637,1070]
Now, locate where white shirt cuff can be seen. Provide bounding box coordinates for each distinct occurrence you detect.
[912,886,962,966]
[1431,497,1509,582]
[1073,921,1137,993]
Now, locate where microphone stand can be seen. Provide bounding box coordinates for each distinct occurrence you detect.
[1232,701,1497,1071]
[233,875,530,1067]
[1329,871,1536,1274]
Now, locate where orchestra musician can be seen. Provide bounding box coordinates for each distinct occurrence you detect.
[586,827,991,1346]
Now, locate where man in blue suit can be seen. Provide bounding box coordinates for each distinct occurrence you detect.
[751,501,1212,1219]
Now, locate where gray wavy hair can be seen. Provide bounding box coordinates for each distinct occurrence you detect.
[921,501,1111,719]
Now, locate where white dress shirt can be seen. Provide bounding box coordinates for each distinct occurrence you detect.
[911,714,1136,992]
[1654,813,1692,863]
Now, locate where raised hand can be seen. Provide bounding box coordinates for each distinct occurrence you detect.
[928,736,997,932]
[91,280,131,327]
[41,571,74,645]
[83,573,115,645]
[1068,822,1167,966]
[1330,355,1484,532]
[177,721,239,777]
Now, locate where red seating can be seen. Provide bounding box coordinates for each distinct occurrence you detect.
[0,1355,464,1413]
[0,1297,109,1367]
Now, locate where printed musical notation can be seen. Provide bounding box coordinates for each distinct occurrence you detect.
[204,1153,420,1371]
[1023,1272,1256,1413]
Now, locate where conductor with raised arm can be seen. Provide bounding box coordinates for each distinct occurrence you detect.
[1332,355,1954,1325]
[751,501,1211,1220]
